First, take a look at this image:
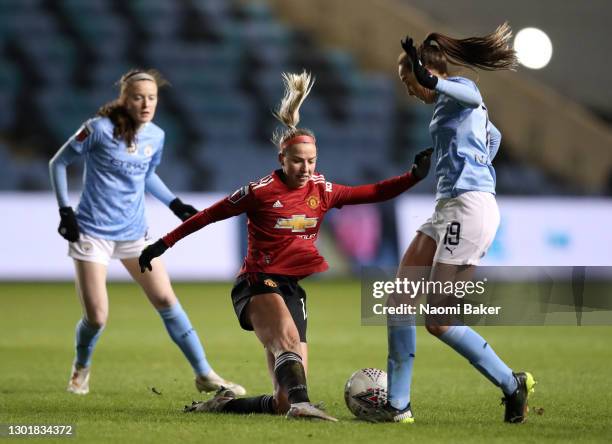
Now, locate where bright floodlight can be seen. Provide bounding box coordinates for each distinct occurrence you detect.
[514,27,553,69]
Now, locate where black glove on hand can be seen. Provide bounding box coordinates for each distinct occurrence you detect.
[139,239,168,273]
[401,36,438,90]
[58,206,80,242]
[411,147,434,180]
[169,198,198,222]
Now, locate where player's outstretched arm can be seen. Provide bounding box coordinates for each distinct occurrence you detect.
[332,147,433,207]
[140,185,257,272]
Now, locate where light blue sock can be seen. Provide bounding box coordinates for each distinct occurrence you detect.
[438,325,517,395]
[75,318,103,368]
[387,324,416,409]
[158,302,212,377]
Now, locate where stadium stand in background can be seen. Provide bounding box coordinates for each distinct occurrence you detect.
[0,0,607,195]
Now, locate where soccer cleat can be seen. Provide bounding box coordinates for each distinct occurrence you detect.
[66,364,90,395]
[183,387,236,413]
[286,402,338,422]
[501,372,536,423]
[371,402,415,423]
[195,370,246,396]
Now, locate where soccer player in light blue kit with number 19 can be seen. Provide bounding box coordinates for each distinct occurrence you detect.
[380,24,535,424]
[49,69,245,396]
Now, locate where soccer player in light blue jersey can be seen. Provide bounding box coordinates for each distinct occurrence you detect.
[49,69,245,396]
[380,24,535,424]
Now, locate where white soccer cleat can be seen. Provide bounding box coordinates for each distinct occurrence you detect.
[195,370,246,396]
[286,402,338,422]
[184,388,236,413]
[67,364,90,395]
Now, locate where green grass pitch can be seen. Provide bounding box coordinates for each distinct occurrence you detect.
[1,281,611,443]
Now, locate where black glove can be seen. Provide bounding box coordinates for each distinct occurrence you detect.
[169,198,198,222]
[139,239,169,273]
[401,36,438,90]
[58,206,80,242]
[411,147,434,180]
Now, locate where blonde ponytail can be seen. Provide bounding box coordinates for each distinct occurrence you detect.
[272,71,316,151]
[273,71,314,129]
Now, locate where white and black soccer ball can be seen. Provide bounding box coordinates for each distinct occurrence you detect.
[344,368,388,420]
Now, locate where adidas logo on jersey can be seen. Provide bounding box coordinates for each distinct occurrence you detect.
[273,200,284,208]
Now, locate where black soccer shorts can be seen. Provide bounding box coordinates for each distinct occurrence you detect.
[231,272,308,342]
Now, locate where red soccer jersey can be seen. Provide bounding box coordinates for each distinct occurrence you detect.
[163,169,419,278]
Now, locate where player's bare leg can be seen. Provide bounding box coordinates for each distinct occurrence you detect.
[122,257,176,309]
[74,259,109,328]
[247,294,335,421]
[122,257,245,395]
[184,293,320,419]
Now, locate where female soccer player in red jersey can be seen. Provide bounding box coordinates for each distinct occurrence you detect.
[139,71,432,421]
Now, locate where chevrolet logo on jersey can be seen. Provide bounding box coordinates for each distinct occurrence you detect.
[274,215,318,233]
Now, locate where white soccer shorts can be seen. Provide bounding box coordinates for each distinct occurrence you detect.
[417,191,500,266]
[68,233,149,266]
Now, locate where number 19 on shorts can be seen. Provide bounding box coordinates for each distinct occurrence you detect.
[444,221,461,246]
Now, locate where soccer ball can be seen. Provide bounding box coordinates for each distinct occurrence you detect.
[344,368,388,420]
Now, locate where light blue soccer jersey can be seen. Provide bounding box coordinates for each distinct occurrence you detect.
[49,116,175,240]
[430,76,501,200]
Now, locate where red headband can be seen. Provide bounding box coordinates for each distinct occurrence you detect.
[280,135,316,150]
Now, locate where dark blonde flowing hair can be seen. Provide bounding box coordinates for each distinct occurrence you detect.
[271,70,316,152]
[97,69,169,146]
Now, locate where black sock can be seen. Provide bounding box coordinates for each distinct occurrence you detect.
[274,351,309,404]
[223,395,275,414]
